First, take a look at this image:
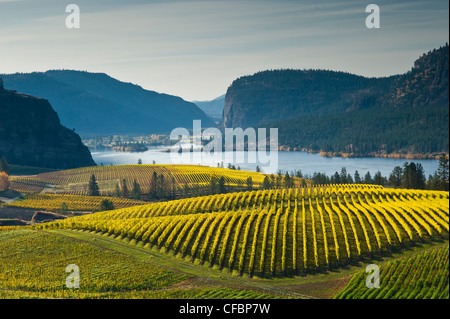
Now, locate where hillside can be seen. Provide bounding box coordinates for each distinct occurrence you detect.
[0,78,95,169]
[8,164,269,196]
[0,229,283,299]
[0,70,215,135]
[223,44,449,157]
[335,244,449,299]
[37,186,449,277]
[193,94,225,121]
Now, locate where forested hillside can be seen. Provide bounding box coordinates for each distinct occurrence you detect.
[0,70,214,135]
[223,44,449,157]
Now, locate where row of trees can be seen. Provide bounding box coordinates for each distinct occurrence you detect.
[306,155,449,191]
[88,172,177,201]
[88,155,448,204]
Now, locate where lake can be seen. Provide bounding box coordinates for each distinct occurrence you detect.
[91,147,440,178]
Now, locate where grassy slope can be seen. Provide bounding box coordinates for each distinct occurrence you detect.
[36,188,449,278]
[0,229,282,299]
[9,164,270,195]
[48,228,449,299]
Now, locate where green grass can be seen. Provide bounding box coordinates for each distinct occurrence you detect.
[48,228,449,299]
[0,229,288,299]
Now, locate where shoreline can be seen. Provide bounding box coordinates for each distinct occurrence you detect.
[92,146,445,161]
[277,146,445,160]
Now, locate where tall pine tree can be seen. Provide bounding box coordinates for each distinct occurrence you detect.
[88,174,100,196]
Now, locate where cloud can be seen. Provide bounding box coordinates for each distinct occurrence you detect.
[0,0,448,100]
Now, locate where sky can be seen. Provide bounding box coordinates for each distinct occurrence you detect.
[0,0,448,101]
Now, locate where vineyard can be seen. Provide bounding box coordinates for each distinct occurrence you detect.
[2,193,147,212]
[37,185,449,277]
[335,244,449,299]
[0,229,281,299]
[9,164,271,196]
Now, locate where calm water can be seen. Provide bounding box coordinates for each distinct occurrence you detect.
[91,147,439,178]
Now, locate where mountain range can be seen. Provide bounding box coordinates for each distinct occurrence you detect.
[0,70,214,135]
[1,44,448,165]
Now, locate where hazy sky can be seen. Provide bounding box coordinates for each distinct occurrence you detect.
[0,0,448,101]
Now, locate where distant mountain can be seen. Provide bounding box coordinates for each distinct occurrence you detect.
[0,70,215,135]
[193,94,225,121]
[0,78,95,169]
[223,44,449,157]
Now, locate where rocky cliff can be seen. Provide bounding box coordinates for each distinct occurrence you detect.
[0,79,96,169]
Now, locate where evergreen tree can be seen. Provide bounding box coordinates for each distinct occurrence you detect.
[312,172,330,185]
[170,176,177,200]
[347,173,354,184]
[131,179,142,200]
[157,174,166,199]
[149,172,158,200]
[0,157,9,175]
[99,199,115,211]
[374,171,385,186]
[340,167,348,183]
[389,166,403,188]
[402,162,426,189]
[284,172,293,188]
[88,174,100,196]
[246,176,253,191]
[354,170,361,184]
[437,154,449,191]
[364,172,373,184]
[331,172,341,184]
[426,172,441,190]
[114,184,121,197]
[415,163,426,189]
[121,179,129,198]
[218,176,226,194]
[59,202,69,214]
[275,173,282,188]
[262,176,271,189]
[210,174,218,195]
